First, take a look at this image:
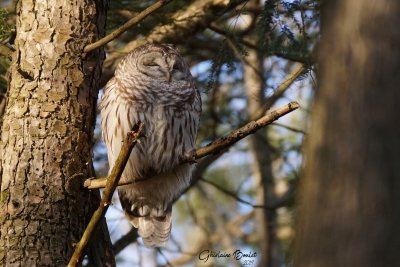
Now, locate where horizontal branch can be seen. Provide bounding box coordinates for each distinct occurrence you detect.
[187,101,299,161]
[84,0,173,53]
[84,101,299,190]
[68,122,145,267]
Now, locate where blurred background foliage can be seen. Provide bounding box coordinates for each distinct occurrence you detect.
[0,0,319,266]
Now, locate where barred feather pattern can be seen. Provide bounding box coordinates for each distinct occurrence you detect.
[100,44,201,247]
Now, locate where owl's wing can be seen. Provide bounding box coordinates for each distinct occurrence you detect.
[100,78,140,175]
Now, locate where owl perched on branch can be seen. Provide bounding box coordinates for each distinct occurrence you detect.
[100,43,201,247]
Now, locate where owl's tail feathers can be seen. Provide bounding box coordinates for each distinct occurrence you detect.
[132,211,172,247]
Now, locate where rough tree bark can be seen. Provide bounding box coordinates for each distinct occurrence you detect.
[295,0,400,266]
[0,0,111,266]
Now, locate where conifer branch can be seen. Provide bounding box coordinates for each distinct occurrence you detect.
[84,0,173,53]
[83,102,300,190]
[68,122,145,267]
[104,0,248,68]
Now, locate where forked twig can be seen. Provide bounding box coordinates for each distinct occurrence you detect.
[68,122,145,267]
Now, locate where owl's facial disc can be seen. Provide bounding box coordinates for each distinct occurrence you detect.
[140,53,170,80]
[140,52,185,82]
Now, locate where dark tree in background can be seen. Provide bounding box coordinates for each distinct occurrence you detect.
[295,0,400,266]
[0,0,318,266]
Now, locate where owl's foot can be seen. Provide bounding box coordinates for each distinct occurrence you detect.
[151,202,170,217]
[127,122,146,141]
[180,149,197,163]
[131,203,150,217]
[131,201,169,217]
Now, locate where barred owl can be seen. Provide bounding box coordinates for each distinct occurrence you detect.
[100,43,201,247]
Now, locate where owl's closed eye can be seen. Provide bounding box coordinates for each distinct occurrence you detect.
[138,51,187,82]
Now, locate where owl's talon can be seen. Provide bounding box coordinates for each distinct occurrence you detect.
[138,204,150,216]
[127,131,139,139]
[131,204,136,212]
[151,208,163,217]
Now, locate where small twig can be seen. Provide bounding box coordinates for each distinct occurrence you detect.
[201,175,294,210]
[260,64,306,115]
[272,122,307,134]
[200,177,268,209]
[157,248,175,267]
[225,37,265,82]
[112,227,139,255]
[68,122,145,267]
[84,102,299,190]
[83,0,173,53]
[209,23,257,49]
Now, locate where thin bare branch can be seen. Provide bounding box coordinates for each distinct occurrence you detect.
[200,177,268,209]
[157,248,175,267]
[201,176,294,210]
[209,23,258,48]
[68,122,145,267]
[112,228,138,255]
[84,0,173,53]
[261,64,306,113]
[84,102,300,190]
[272,122,307,134]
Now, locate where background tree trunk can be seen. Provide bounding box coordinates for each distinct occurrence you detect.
[294,0,400,266]
[0,0,110,265]
[244,44,282,267]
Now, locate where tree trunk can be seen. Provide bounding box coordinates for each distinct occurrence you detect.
[244,45,281,267]
[0,0,110,265]
[294,1,400,266]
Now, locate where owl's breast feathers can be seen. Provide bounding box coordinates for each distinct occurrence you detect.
[100,43,201,247]
[100,76,200,180]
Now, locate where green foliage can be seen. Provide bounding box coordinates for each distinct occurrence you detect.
[256,0,277,52]
[0,8,11,41]
[0,8,14,93]
[206,39,238,93]
[0,56,9,94]
[256,1,319,64]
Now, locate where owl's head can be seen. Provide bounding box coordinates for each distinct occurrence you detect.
[115,43,191,84]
